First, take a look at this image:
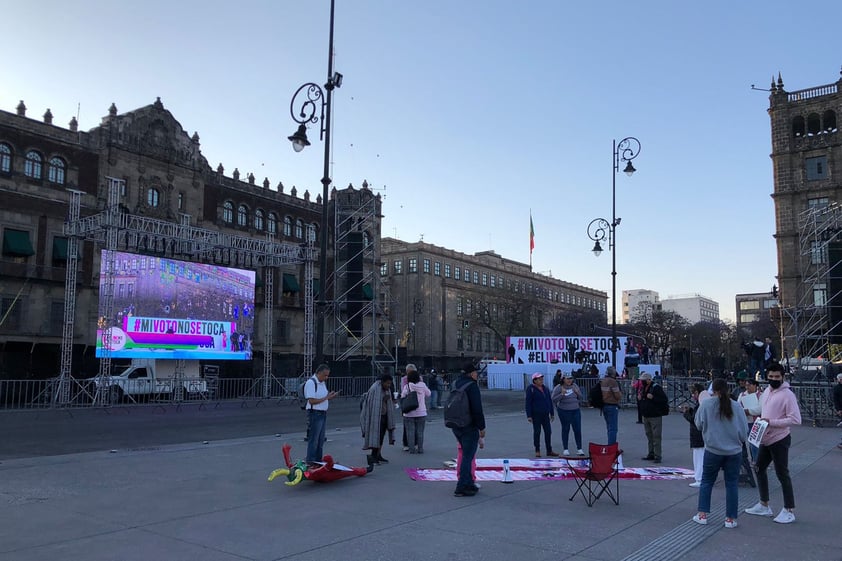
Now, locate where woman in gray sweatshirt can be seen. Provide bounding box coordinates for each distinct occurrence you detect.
[551,374,584,456]
[692,378,748,529]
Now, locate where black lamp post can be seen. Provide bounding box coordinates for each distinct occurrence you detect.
[587,136,641,368]
[287,0,342,367]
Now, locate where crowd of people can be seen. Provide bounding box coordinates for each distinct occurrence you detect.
[301,359,815,519]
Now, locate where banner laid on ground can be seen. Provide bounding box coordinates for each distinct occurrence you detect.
[406,458,693,482]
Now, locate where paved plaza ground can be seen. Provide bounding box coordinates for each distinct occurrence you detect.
[1,391,840,561]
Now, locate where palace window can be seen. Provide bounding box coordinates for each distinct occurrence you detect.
[24,150,43,179]
[48,157,66,184]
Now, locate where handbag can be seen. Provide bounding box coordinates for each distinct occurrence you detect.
[401,385,420,413]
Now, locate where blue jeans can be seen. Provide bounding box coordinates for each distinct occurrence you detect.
[452,426,480,491]
[430,390,439,409]
[306,410,327,462]
[531,412,553,453]
[697,450,741,519]
[557,408,582,450]
[602,405,619,445]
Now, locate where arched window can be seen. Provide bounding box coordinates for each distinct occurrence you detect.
[254,209,265,230]
[267,212,277,234]
[147,188,160,207]
[0,143,11,173]
[823,110,837,132]
[283,216,292,236]
[792,116,805,137]
[25,150,43,179]
[48,157,66,184]
[295,219,304,238]
[237,204,248,227]
[177,192,184,210]
[807,113,821,135]
[362,231,370,247]
[222,201,234,223]
[310,223,318,242]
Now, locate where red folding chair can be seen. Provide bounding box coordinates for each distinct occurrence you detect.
[568,442,622,507]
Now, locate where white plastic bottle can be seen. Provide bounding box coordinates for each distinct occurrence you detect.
[502,459,513,484]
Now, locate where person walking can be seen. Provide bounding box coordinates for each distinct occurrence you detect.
[692,378,748,528]
[401,369,431,454]
[525,373,558,457]
[451,363,486,497]
[638,372,669,464]
[360,373,396,465]
[303,364,339,464]
[427,369,440,410]
[682,382,706,487]
[745,362,802,524]
[600,366,623,444]
[551,373,584,456]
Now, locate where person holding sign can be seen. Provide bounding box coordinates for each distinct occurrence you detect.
[744,363,802,524]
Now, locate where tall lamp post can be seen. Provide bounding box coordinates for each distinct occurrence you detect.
[287,0,342,366]
[587,136,641,368]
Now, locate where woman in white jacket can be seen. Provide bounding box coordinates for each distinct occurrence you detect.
[738,378,762,463]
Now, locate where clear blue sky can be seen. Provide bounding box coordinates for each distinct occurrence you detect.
[3,0,840,322]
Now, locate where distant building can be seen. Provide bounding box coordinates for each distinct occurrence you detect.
[661,294,720,324]
[735,291,778,331]
[0,98,381,379]
[379,239,607,370]
[622,289,661,323]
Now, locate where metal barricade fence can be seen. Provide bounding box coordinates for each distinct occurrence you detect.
[0,376,837,425]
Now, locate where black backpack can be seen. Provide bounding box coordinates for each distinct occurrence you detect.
[588,381,604,409]
[298,378,316,410]
[444,382,473,429]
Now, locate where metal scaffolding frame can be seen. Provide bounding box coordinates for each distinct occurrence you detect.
[55,177,314,405]
[326,186,396,376]
[785,202,842,361]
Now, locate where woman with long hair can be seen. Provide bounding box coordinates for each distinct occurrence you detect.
[692,378,748,528]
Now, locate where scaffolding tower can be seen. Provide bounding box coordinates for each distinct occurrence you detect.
[56,179,314,406]
[326,183,396,376]
[785,202,842,361]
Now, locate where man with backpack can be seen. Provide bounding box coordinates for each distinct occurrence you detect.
[444,362,486,497]
[303,364,340,465]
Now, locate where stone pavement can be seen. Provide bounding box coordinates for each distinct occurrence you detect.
[1,392,840,561]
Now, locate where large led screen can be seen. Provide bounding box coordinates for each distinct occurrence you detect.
[96,251,256,360]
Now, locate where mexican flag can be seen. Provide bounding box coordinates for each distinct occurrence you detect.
[530,213,535,253]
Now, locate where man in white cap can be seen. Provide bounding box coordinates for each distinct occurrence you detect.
[525,372,558,457]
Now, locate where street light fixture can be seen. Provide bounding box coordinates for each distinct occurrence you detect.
[587,136,641,368]
[287,0,342,366]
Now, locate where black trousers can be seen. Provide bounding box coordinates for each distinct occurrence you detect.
[756,434,795,509]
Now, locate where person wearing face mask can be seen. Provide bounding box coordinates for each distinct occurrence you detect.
[744,362,802,524]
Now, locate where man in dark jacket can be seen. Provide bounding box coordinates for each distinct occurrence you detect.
[638,372,669,463]
[525,373,558,457]
[452,363,486,497]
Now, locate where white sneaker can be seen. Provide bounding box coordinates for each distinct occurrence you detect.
[563,449,570,456]
[773,509,796,524]
[577,449,585,456]
[745,502,774,516]
[724,518,738,529]
[692,514,707,525]
[689,481,701,488]
[402,446,410,452]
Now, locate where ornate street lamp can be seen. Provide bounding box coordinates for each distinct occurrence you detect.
[587,137,641,368]
[287,0,342,366]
